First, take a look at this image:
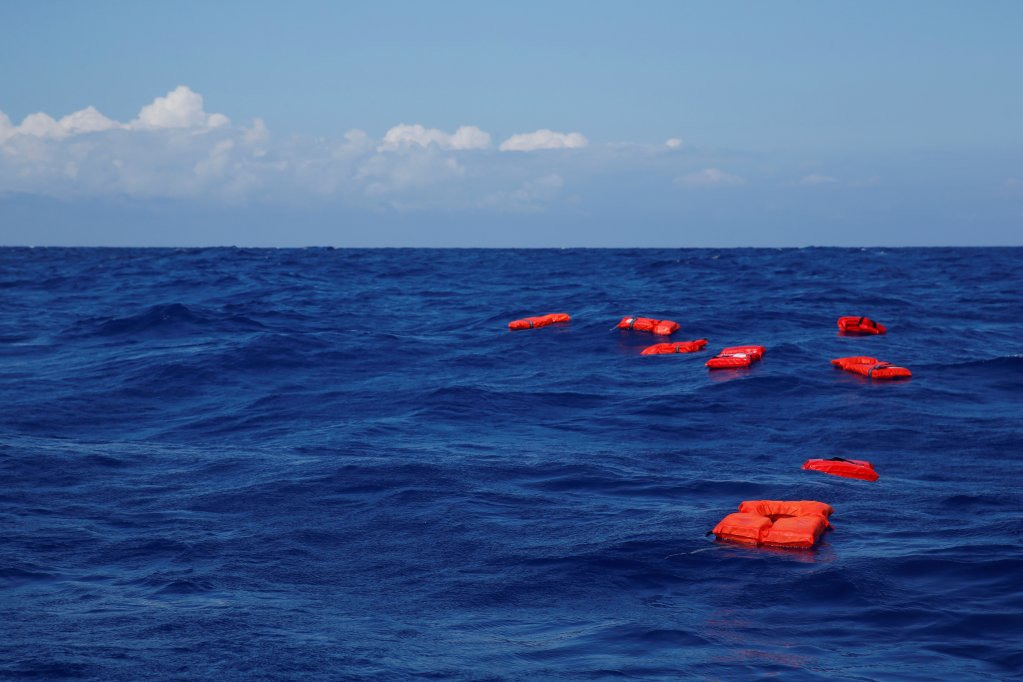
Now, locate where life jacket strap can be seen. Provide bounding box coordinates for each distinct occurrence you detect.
[867,362,891,378]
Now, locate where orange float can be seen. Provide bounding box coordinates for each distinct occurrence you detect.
[706,345,765,369]
[641,339,707,355]
[615,316,679,335]
[712,500,834,548]
[832,356,911,380]
[508,313,571,331]
[837,316,886,335]
[803,458,878,481]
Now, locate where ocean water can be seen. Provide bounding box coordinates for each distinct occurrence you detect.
[1,247,1021,681]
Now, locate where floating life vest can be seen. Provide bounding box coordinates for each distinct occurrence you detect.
[706,345,765,369]
[832,356,911,380]
[803,457,878,481]
[508,313,571,331]
[616,316,679,335]
[641,339,708,355]
[837,316,886,335]
[712,500,833,548]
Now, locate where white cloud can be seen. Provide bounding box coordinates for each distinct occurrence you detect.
[0,106,120,143]
[665,138,683,149]
[59,106,120,135]
[499,129,588,152]
[130,85,229,130]
[800,173,838,185]
[15,113,67,139]
[0,86,226,147]
[0,86,762,212]
[674,168,745,188]
[379,123,491,151]
[449,126,491,150]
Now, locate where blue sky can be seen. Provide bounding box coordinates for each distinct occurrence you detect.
[1,1,1021,246]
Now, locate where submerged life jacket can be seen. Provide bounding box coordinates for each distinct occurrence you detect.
[712,500,834,548]
[837,316,887,335]
[832,356,911,380]
[803,457,878,481]
[641,339,708,355]
[705,345,765,369]
[508,313,571,331]
[616,316,679,335]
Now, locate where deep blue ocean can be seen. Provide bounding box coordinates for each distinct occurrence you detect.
[1,247,1021,680]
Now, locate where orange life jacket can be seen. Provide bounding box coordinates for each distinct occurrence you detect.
[837,316,886,335]
[640,339,708,355]
[712,500,833,548]
[802,457,878,481]
[705,345,765,369]
[831,356,911,380]
[508,313,571,331]
[615,316,679,335]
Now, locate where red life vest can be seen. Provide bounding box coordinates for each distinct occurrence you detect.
[640,339,707,355]
[837,316,886,335]
[712,500,833,548]
[706,345,765,369]
[803,458,878,481]
[832,356,911,380]
[508,313,571,331]
[615,316,679,335]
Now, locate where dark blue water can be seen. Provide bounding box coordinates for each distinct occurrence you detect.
[2,247,1021,680]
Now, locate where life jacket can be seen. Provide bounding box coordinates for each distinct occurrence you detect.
[641,339,708,355]
[803,457,878,481]
[705,345,765,369]
[837,316,886,335]
[832,356,911,380]
[508,313,571,331]
[616,316,679,335]
[712,500,833,548]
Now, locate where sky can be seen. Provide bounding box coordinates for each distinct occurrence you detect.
[1,0,1021,247]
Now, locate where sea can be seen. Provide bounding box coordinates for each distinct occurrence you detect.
[1,247,1021,680]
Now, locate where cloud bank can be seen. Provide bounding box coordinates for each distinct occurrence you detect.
[1,87,615,211]
[1,86,832,218]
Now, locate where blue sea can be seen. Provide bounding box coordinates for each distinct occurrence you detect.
[2,247,1021,680]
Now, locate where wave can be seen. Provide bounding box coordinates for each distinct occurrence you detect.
[64,303,265,338]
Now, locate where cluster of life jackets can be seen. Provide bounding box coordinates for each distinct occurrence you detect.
[509,311,910,380]
[509,310,905,549]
